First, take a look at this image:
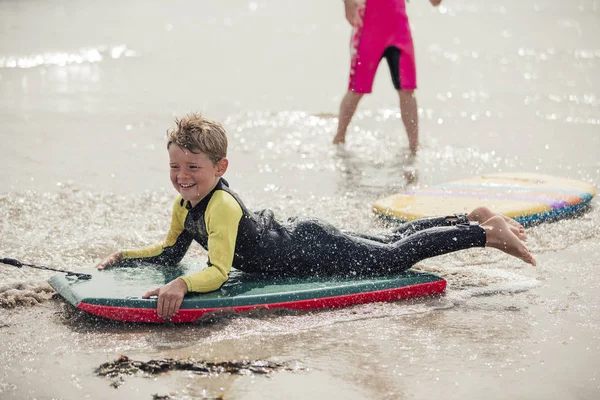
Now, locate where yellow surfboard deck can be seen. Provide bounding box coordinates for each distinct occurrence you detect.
[373,172,596,226]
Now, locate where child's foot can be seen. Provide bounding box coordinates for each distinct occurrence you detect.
[332,134,346,145]
[482,216,536,266]
[468,206,526,240]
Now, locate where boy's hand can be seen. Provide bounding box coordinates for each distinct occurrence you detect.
[96,251,123,270]
[344,0,365,28]
[143,278,189,320]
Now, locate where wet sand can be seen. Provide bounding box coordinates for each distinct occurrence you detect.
[1,0,600,399]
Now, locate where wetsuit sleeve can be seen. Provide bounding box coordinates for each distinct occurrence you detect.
[120,197,193,265]
[180,191,243,293]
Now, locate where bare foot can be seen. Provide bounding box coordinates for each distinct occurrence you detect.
[482,216,536,266]
[332,134,346,145]
[468,206,526,240]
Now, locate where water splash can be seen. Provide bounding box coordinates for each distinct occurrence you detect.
[1,111,598,311]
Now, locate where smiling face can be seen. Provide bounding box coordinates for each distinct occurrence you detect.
[168,144,228,207]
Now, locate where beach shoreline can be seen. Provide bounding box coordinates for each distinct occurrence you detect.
[1,0,599,398]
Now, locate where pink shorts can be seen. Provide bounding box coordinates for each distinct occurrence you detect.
[348,0,417,93]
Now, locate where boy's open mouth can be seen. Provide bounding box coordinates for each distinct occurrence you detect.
[179,183,196,189]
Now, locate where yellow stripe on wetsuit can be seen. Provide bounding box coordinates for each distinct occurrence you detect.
[180,191,242,292]
[121,191,243,293]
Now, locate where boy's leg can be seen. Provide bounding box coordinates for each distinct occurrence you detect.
[399,89,418,153]
[333,91,364,144]
[286,218,484,275]
[387,208,526,242]
[382,217,535,270]
[345,209,529,256]
[346,214,470,244]
[285,216,533,278]
[387,214,469,241]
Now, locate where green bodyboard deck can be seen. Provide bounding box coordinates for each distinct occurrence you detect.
[48,263,446,323]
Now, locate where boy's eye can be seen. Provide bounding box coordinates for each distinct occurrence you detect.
[170,165,179,169]
[188,165,199,169]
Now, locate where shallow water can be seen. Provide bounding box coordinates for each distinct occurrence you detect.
[1,0,600,399]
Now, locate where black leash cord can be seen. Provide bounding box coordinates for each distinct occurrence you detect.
[0,258,92,280]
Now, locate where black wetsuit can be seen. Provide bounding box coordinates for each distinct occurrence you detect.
[122,178,486,293]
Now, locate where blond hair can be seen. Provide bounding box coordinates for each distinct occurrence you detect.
[166,112,228,163]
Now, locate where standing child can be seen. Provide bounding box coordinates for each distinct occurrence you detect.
[333,0,442,152]
[98,113,535,320]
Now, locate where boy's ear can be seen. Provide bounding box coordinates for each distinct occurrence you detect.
[215,158,228,177]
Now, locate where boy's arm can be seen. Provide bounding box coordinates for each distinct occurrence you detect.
[121,197,192,265]
[179,191,243,293]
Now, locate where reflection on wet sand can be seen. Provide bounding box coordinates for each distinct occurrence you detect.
[332,145,419,197]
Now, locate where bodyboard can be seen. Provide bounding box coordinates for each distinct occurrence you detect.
[48,263,446,323]
[373,172,596,226]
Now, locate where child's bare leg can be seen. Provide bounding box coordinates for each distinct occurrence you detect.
[333,91,364,144]
[482,216,536,266]
[398,89,418,153]
[468,206,526,239]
